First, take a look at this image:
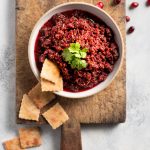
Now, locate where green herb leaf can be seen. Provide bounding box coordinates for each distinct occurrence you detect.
[80,48,88,58]
[71,58,87,70]
[62,48,73,62]
[81,60,87,68]
[70,42,80,49]
[80,51,87,58]
[68,47,79,53]
[75,53,82,58]
[82,48,88,52]
[62,42,88,70]
[69,42,80,53]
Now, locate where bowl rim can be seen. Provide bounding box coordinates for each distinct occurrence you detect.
[28,2,124,99]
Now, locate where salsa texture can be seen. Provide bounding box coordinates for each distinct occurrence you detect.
[34,10,119,92]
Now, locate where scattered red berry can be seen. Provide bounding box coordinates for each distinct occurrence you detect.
[130,2,139,8]
[96,1,104,9]
[114,0,121,5]
[126,16,130,22]
[128,26,135,34]
[147,0,150,6]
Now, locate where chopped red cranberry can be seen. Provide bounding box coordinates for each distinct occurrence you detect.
[147,0,150,6]
[126,16,130,22]
[130,2,139,8]
[39,54,45,63]
[128,26,135,34]
[114,0,121,4]
[96,1,104,9]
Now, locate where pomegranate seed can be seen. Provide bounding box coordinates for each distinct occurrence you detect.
[128,26,135,34]
[96,1,104,9]
[114,0,121,5]
[147,0,150,6]
[130,2,139,8]
[126,16,130,22]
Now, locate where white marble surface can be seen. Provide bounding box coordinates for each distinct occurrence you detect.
[0,0,150,149]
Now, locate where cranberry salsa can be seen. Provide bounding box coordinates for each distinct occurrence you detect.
[34,10,119,92]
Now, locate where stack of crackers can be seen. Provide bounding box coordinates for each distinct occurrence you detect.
[3,59,69,150]
[41,59,63,92]
[19,59,68,128]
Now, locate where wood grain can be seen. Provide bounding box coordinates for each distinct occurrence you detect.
[61,119,82,150]
[16,0,126,124]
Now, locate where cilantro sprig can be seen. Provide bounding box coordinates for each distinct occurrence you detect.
[62,42,88,70]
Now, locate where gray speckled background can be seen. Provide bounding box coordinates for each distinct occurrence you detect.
[0,0,150,149]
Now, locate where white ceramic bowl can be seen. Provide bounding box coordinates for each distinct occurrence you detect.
[28,2,124,99]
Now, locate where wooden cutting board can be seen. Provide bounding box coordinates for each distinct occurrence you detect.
[16,0,126,125]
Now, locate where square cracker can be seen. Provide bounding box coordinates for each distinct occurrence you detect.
[40,59,60,83]
[42,103,69,129]
[19,127,41,149]
[28,83,56,109]
[3,137,24,150]
[41,77,63,92]
[19,94,40,121]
